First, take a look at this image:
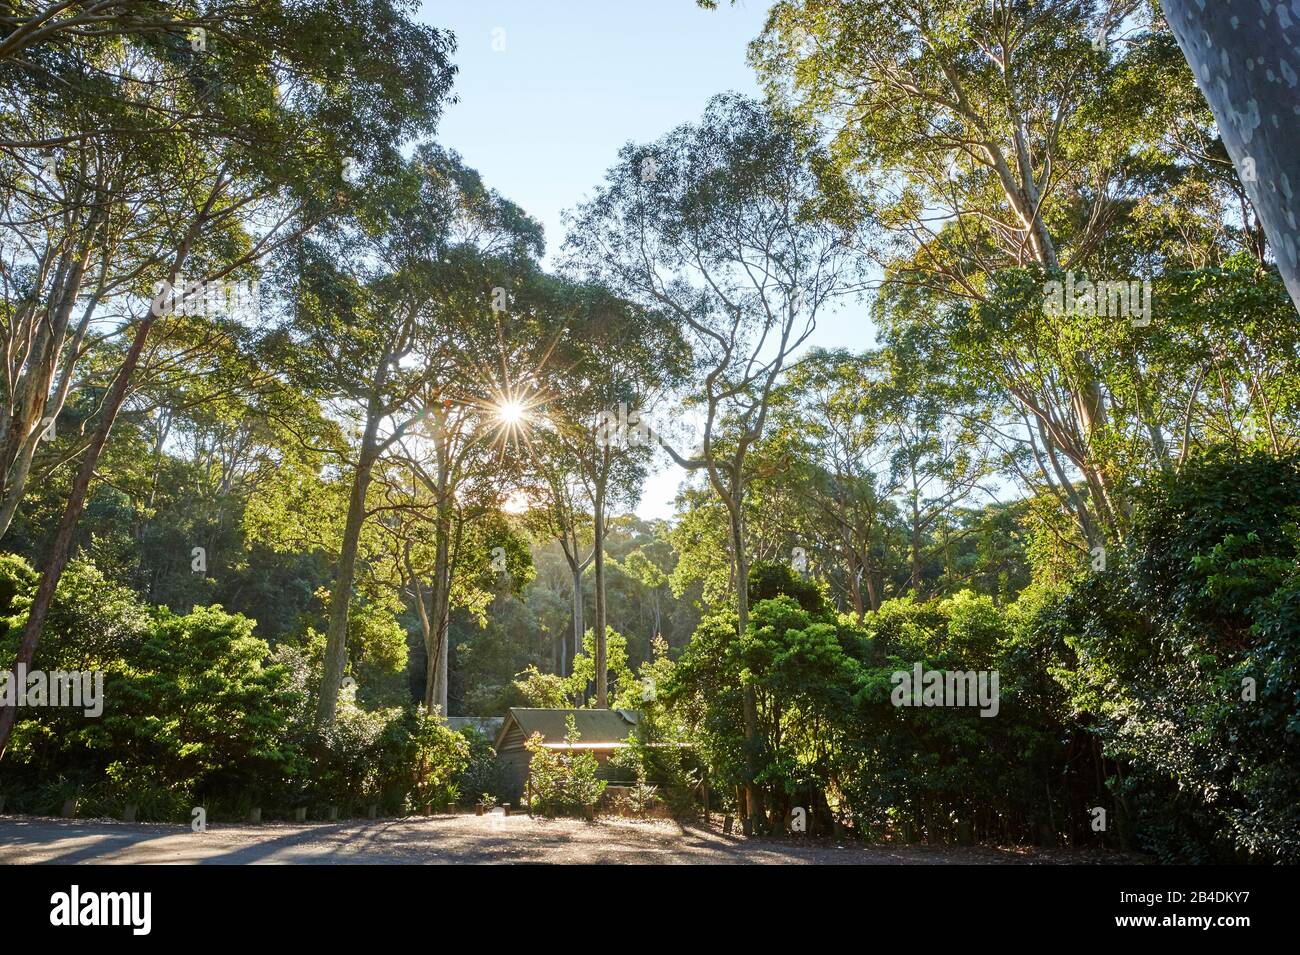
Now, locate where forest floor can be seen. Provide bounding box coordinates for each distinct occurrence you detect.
[0,813,1147,864]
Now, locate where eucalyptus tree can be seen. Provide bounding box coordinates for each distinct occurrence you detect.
[290,148,542,726]
[0,1,455,539]
[524,432,594,676]
[566,93,866,826]
[765,349,900,617]
[875,344,999,593]
[382,277,548,714]
[288,255,435,726]
[743,0,1256,546]
[374,428,520,714]
[0,2,456,756]
[0,1,230,64]
[541,283,687,708]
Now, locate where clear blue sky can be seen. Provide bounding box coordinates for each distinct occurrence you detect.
[422,0,875,519]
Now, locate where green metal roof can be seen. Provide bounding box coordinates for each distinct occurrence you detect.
[496,707,640,750]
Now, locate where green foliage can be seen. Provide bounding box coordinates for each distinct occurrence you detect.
[456,728,506,804]
[343,593,410,705]
[386,707,470,814]
[843,590,1074,841]
[0,553,37,623]
[665,449,1300,857]
[0,554,472,820]
[668,578,1092,842]
[567,627,636,707]
[1045,451,1300,861]
[4,590,301,816]
[315,701,394,807]
[3,0,1297,866]
[748,561,828,616]
[667,594,861,826]
[524,716,606,817]
[512,664,569,708]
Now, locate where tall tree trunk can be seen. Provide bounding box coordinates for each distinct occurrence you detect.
[422,473,453,713]
[593,479,608,708]
[726,487,767,834]
[316,414,380,726]
[909,496,924,593]
[432,602,449,714]
[413,575,436,707]
[570,563,584,677]
[1163,0,1300,313]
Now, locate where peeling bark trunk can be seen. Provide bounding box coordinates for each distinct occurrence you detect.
[432,602,449,714]
[421,455,453,715]
[1163,0,1300,314]
[412,550,451,716]
[0,239,97,540]
[412,574,435,705]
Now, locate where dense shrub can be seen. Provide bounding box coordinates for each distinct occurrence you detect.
[669,563,1102,842]
[843,590,1090,844]
[314,700,393,810]
[1044,451,1300,862]
[524,715,606,817]
[667,594,867,833]
[381,706,469,814]
[456,727,506,804]
[666,451,1300,860]
[0,554,473,820]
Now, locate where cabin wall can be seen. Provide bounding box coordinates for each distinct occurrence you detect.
[497,748,532,803]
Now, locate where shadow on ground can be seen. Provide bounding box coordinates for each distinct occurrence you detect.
[0,814,1147,865]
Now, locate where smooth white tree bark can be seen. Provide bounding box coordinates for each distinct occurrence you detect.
[1163,0,1300,313]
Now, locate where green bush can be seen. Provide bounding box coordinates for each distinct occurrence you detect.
[668,578,1085,842]
[524,715,606,817]
[315,701,394,809]
[0,553,475,821]
[456,727,506,804]
[1045,451,1300,862]
[381,706,469,814]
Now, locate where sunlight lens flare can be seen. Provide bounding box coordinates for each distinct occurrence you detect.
[496,400,526,426]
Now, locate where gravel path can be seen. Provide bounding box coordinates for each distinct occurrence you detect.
[0,814,1143,864]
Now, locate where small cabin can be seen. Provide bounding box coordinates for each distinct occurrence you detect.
[493,707,640,802]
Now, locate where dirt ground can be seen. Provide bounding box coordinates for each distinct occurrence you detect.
[0,812,1145,864]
